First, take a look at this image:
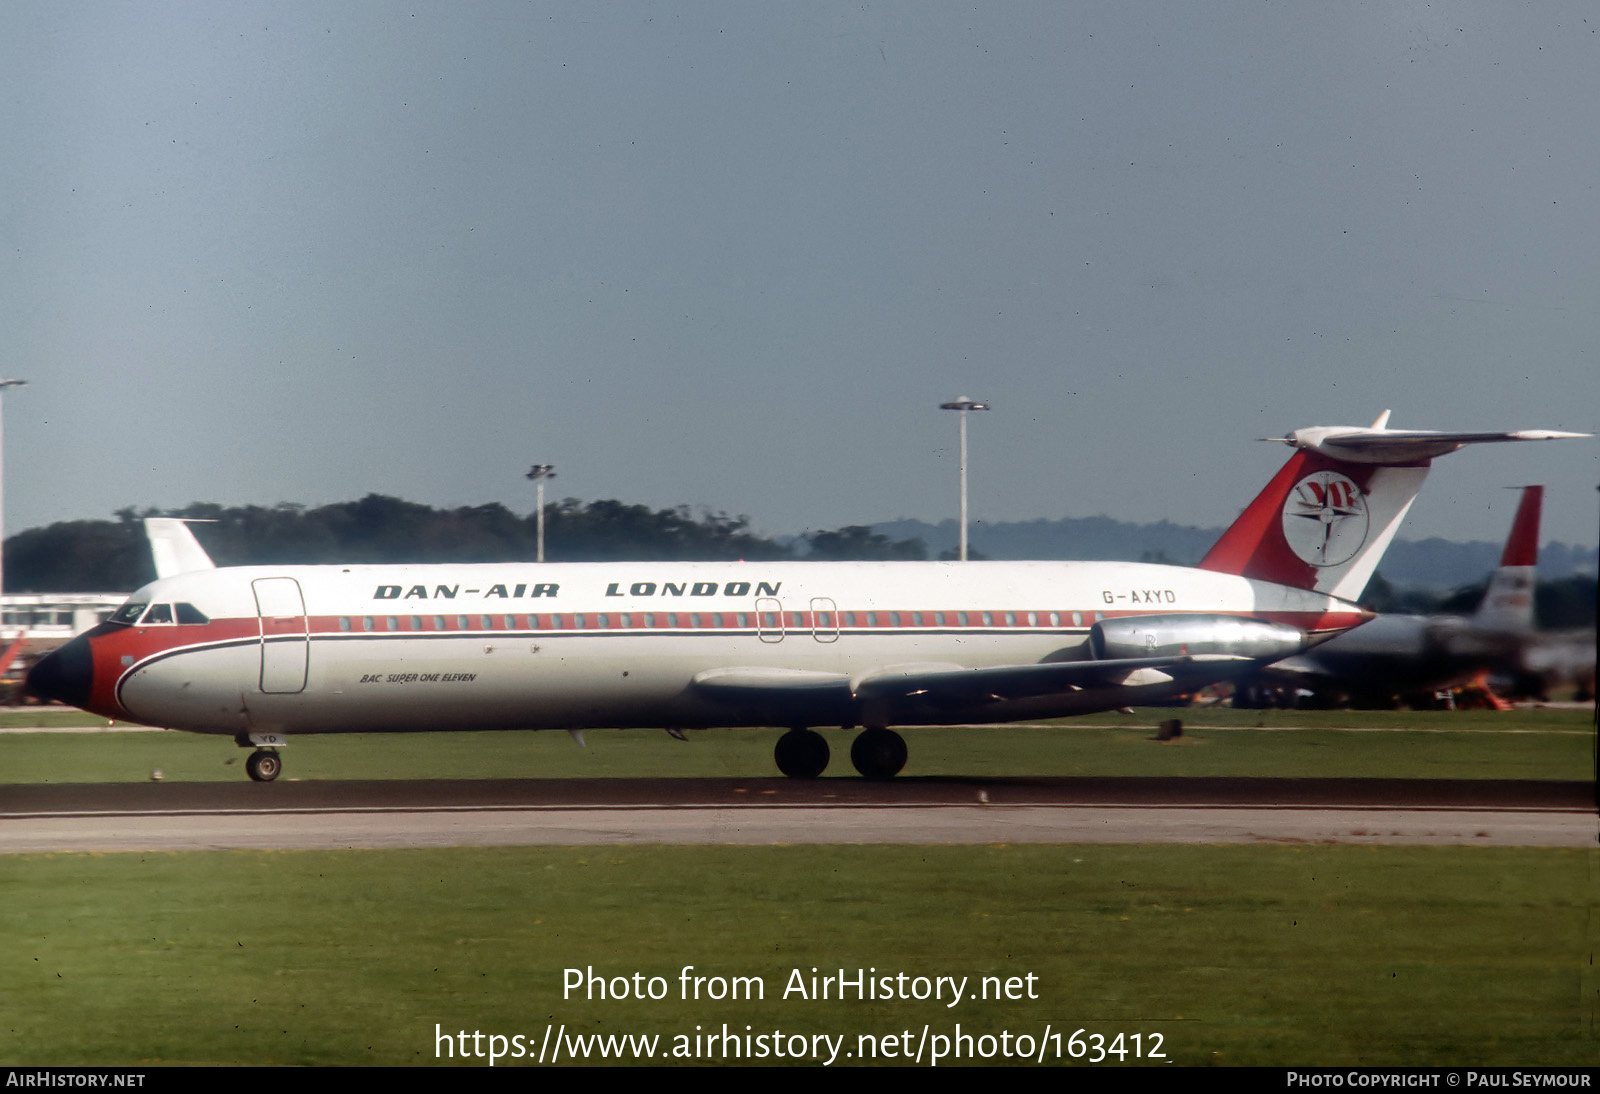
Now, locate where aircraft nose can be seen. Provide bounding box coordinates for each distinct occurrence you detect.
[27,636,94,708]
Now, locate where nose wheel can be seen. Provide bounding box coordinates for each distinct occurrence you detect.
[245,749,282,782]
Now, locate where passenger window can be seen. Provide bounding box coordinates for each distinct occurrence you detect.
[339,617,351,632]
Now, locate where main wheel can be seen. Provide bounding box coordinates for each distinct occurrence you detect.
[774,728,829,778]
[850,727,907,780]
[246,749,282,783]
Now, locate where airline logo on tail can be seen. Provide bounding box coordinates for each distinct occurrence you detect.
[1283,471,1369,567]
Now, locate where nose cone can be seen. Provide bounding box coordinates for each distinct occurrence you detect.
[27,636,94,708]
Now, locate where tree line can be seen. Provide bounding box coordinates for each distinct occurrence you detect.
[2,495,930,593]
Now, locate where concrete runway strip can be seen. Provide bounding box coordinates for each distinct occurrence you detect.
[2,777,1592,852]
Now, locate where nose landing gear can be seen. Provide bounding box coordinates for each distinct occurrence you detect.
[245,749,282,782]
[236,732,288,782]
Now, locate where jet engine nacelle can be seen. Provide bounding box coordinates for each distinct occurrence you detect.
[1090,614,1308,662]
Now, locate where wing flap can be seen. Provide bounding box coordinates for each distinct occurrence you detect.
[691,656,1256,710]
[691,667,853,699]
[852,655,1254,703]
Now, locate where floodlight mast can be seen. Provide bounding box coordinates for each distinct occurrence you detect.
[525,464,556,562]
[938,397,989,561]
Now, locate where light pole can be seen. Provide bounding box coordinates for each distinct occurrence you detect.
[525,464,556,562]
[939,397,989,561]
[0,379,25,609]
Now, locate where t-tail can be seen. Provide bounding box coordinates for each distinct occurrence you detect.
[1198,412,1585,602]
[1471,485,1542,634]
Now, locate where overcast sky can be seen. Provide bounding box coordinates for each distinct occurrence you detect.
[4,2,1596,551]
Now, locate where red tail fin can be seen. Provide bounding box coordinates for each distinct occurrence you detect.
[1198,449,1427,600]
[1498,485,1543,568]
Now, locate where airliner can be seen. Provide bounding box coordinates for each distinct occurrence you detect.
[26,414,1586,781]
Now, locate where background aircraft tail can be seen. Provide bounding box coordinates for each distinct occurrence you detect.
[1470,485,1541,634]
[1198,414,1584,602]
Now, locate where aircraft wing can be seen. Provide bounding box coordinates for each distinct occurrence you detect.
[693,655,1255,709]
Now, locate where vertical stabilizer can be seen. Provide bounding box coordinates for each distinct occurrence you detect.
[144,518,217,578]
[1198,448,1426,601]
[1472,485,1542,634]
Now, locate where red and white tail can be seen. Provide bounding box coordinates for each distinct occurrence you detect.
[1471,485,1542,633]
[1199,413,1585,602]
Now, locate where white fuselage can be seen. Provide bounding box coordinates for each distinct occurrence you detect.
[72,559,1360,736]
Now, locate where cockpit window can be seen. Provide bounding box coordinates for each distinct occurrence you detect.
[109,602,148,626]
[175,603,209,625]
[141,604,174,625]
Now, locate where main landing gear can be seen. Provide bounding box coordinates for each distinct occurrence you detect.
[245,749,282,782]
[774,728,829,779]
[773,726,908,780]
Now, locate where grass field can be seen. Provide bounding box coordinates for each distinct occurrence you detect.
[0,705,1591,783]
[1,844,1595,1067]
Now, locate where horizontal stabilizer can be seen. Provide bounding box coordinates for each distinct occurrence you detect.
[1269,420,1589,465]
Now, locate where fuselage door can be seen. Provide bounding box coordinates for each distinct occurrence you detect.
[756,597,784,644]
[253,577,308,694]
[809,597,839,643]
